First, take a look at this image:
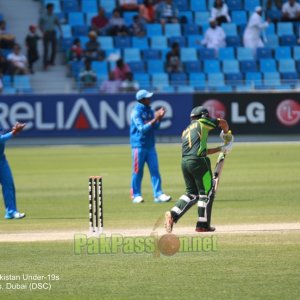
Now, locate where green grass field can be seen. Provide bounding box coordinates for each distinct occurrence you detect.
[0,143,299,299]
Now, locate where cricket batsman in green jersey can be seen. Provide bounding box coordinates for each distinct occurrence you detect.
[165,106,233,232]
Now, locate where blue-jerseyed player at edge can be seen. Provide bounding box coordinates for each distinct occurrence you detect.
[0,122,26,219]
[130,89,171,204]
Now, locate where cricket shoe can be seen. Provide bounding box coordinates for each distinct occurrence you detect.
[132,196,144,204]
[5,211,26,220]
[195,226,215,232]
[164,211,174,233]
[154,194,172,203]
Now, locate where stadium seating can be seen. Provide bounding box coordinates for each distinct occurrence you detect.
[275,47,291,59]
[207,73,225,88]
[184,61,202,73]
[264,72,281,87]
[189,73,206,90]
[260,59,277,73]
[240,60,257,73]
[227,0,243,10]
[142,49,161,60]
[190,0,207,11]
[168,36,186,47]
[181,48,198,62]
[223,60,240,74]
[204,60,221,73]
[246,72,262,87]
[81,0,98,13]
[147,60,164,73]
[170,72,188,87]
[226,73,243,86]
[49,0,300,94]
[278,59,296,73]
[128,61,145,73]
[152,73,169,90]
[98,37,113,49]
[237,47,254,61]
[176,0,189,11]
[132,37,149,49]
[62,0,79,13]
[218,47,235,60]
[277,22,294,37]
[231,11,247,25]
[199,48,215,60]
[256,48,273,59]
[244,0,260,11]
[164,24,181,37]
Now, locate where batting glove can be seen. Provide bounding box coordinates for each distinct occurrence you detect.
[220,130,234,143]
[221,141,233,154]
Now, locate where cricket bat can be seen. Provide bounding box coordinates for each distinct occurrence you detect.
[213,152,226,194]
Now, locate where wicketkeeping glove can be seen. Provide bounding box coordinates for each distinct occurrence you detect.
[220,130,234,143]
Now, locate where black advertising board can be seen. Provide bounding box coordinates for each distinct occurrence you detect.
[193,93,300,134]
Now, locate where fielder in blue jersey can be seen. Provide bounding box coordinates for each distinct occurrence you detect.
[130,89,171,204]
[0,122,26,219]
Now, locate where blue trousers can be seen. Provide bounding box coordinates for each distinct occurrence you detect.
[0,159,17,213]
[131,147,163,198]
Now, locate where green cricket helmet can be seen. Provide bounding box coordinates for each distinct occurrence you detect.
[190,106,209,118]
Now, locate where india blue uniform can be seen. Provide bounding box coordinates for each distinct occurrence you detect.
[0,132,18,215]
[130,102,163,198]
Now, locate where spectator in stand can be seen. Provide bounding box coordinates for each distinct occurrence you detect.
[129,15,146,37]
[155,0,179,24]
[85,31,105,62]
[0,50,9,75]
[106,9,129,36]
[166,42,183,73]
[70,38,84,61]
[118,0,139,11]
[211,0,231,25]
[91,7,109,35]
[113,58,131,80]
[25,25,41,74]
[7,44,29,75]
[243,6,270,51]
[202,18,226,54]
[120,72,140,92]
[79,60,97,90]
[265,0,282,9]
[139,0,156,23]
[39,3,62,70]
[0,20,16,49]
[100,71,121,93]
[281,0,300,22]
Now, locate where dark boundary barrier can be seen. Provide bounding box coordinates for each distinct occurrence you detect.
[0,94,192,137]
[0,93,299,137]
[193,93,300,134]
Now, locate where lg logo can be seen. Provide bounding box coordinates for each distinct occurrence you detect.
[276,100,300,127]
[202,100,265,123]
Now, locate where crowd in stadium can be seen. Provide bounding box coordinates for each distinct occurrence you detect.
[1,0,300,94]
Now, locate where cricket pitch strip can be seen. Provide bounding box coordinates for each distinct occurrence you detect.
[0,223,300,242]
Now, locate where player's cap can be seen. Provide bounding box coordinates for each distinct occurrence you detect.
[190,106,209,118]
[136,89,154,101]
[255,6,262,12]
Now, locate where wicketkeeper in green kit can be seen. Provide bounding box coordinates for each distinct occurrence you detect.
[165,106,233,232]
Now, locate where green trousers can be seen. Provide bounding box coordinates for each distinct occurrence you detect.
[181,156,212,196]
[170,156,215,228]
